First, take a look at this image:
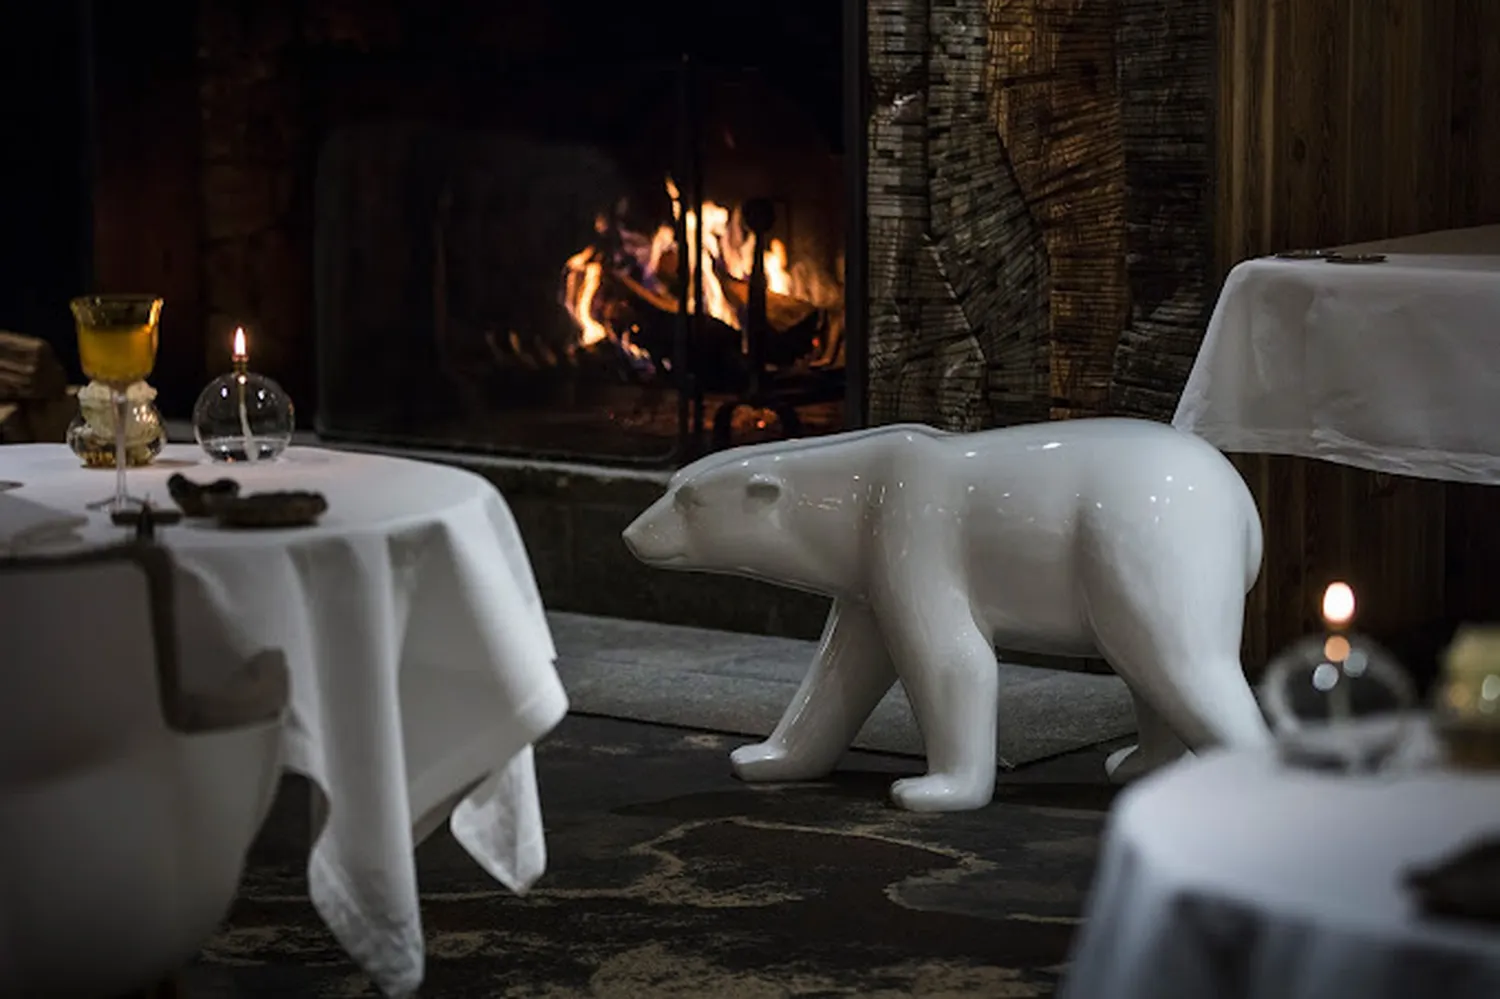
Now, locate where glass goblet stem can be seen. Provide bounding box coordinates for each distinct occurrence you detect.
[113,388,129,513]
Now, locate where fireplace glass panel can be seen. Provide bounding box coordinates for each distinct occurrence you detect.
[314,1,849,464]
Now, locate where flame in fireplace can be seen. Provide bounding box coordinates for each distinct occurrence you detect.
[563,217,611,347]
[560,177,829,358]
[661,177,794,330]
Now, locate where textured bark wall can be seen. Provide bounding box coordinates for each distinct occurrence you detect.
[865,0,1214,427]
[1111,0,1215,419]
[991,0,1127,420]
[867,0,1050,430]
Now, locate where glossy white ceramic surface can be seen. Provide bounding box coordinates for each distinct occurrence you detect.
[623,418,1272,811]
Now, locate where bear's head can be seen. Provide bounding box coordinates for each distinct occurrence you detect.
[622,449,823,589]
[623,426,921,594]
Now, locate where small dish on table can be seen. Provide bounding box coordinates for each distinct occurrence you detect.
[167,473,328,529]
[210,491,328,529]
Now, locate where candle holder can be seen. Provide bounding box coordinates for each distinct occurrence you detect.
[192,333,294,462]
[66,380,166,468]
[1260,582,1417,772]
[1432,626,1500,770]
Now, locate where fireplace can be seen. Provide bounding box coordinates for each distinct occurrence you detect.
[55,0,1234,633]
[78,0,1218,476]
[293,1,859,465]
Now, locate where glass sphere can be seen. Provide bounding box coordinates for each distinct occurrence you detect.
[192,368,295,462]
[1260,631,1416,772]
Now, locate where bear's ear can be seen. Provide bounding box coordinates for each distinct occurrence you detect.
[745,473,783,505]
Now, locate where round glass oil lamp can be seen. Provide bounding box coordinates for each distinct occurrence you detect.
[192,327,294,462]
[1260,582,1417,772]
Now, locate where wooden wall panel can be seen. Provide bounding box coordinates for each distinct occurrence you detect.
[1218,0,1500,264]
[1217,0,1500,675]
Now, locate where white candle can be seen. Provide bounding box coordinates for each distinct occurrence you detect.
[232,327,258,463]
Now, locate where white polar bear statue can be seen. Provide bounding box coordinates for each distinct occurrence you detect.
[621,418,1271,812]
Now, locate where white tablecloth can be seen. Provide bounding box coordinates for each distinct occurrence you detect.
[0,444,569,996]
[1062,747,1500,999]
[1173,224,1500,485]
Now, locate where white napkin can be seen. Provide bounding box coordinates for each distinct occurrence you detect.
[0,494,89,555]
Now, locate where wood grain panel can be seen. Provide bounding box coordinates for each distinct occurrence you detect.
[1219,0,1500,262]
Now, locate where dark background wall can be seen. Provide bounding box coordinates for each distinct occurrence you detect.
[0,1,204,413]
[0,2,94,377]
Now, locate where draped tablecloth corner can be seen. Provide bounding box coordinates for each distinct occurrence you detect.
[1174,225,1500,486]
[0,444,572,997]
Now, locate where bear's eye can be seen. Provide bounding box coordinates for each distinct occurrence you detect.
[674,483,704,509]
[745,474,782,503]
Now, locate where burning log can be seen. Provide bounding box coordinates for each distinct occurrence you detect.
[606,268,817,340]
[596,277,824,388]
[718,276,819,336]
[616,296,749,394]
[606,270,678,317]
[557,179,847,390]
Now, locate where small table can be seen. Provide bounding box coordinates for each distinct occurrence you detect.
[1061,746,1500,999]
[1173,224,1500,485]
[0,444,569,997]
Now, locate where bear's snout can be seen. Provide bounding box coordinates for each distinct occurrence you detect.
[622,499,687,566]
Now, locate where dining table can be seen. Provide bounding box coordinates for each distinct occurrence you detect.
[0,443,569,997]
[1173,224,1500,486]
[1061,731,1500,999]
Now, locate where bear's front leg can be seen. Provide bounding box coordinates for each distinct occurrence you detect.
[731,599,896,782]
[876,586,1000,812]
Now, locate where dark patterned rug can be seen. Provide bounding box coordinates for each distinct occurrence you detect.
[184,715,1121,997]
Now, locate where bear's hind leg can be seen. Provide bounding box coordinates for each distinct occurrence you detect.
[1079,529,1270,756]
[1104,687,1193,782]
[876,595,1000,812]
[730,599,897,783]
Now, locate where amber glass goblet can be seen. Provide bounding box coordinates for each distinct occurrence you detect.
[70,295,162,512]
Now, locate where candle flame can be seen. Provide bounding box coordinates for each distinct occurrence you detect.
[1322,582,1355,628]
[232,327,247,359]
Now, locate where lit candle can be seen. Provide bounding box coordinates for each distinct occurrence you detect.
[1322,581,1355,629]
[232,326,257,463]
[1321,581,1356,722]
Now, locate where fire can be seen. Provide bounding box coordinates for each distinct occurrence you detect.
[559,177,825,359]
[563,216,610,347]
[661,177,793,330]
[563,245,608,347]
[232,326,248,359]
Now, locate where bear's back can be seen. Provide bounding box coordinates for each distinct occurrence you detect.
[671,423,948,486]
